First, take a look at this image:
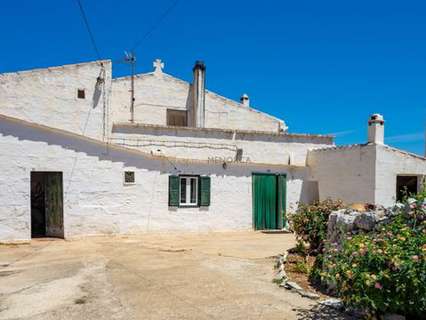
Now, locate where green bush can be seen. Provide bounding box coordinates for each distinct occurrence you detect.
[294,260,311,274]
[315,214,426,318]
[290,199,344,255]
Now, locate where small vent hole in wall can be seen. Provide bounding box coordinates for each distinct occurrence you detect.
[124,171,135,184]
[77,89,85,99]
[235,149,243,161]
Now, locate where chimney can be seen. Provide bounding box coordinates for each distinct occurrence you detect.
[240,93,250,107]
[190,60,206,128]
[368,113,385,144]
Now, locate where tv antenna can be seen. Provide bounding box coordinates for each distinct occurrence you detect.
[124,51,136,123]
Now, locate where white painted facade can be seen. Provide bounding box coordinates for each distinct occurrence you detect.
[0,116,317,242]
[0,59,330,242]
[0,60,112,141]
[307,144,377,204]
[111,68,286,132]
[375,145,426,206]
[308,116,426,207]
[0,59,425,242]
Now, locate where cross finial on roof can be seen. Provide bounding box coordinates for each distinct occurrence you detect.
[153,59,164,74]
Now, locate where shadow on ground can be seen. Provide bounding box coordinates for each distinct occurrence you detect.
[294,305,357,320]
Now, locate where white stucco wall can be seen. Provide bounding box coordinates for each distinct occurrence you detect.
[0,116,310,242]
[0,60,112,142]
[309,144,426,206]
[111,72,284,132]
[375,145,426,207]
[204,90,284,132]
[111,125,333,166]
[307,144,377,204]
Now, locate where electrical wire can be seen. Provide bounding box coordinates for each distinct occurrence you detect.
[130,0,180,52]
[75,0,102,61]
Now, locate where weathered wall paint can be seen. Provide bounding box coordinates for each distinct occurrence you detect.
[0,60,112,142]
[111,72,285,132]
[307,145,377,204]
[111,124,333,166]
[0,117,311,242]
[375,145,426,207]
[308,144,426,206]
[2,59,425,242]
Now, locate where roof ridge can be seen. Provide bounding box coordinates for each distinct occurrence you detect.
[0,59,110,76]
[112,122,333,141]
[382,144,426,160]
[309,143,367,152]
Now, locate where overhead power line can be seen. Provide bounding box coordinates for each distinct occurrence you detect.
[75,0,102,61]
[131,0,180,52]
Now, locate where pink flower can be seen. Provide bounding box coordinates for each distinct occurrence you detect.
[375,282,383,290]
[412,255,419,262]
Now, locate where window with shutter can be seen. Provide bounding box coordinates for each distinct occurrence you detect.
[199,176,211,206]
[169,175,211,207]
[168,176,179,206]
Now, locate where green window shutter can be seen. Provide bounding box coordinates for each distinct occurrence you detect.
[168,175,179,206]
[199,176,211,206]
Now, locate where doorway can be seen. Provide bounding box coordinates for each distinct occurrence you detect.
[396,175,418,201]
[252,173,286,230]
[30,172,64,238]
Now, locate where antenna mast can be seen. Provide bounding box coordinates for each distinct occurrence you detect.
[124,52,136,123]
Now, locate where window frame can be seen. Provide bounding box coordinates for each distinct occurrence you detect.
[179,175,199,207]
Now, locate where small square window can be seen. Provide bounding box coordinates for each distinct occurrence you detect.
[77,89,85,99]
[124,171,135,184]
[167,109,187,127]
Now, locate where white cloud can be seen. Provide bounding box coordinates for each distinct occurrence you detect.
[386,132,424,143]
[328,129,356,137]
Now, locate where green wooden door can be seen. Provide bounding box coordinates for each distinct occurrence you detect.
[253,173,278,230]
[45,172,64,238]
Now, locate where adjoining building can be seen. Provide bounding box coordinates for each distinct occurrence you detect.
[0,59,424,242]
[308,114,426,207]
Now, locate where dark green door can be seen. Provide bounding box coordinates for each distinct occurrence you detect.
[45,172,64,238]
[253,173,277,230]
[252,173,286,230]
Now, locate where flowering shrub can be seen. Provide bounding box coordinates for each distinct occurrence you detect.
[400,190,426,223]
[290,199,344,254]
[314,210,426,317]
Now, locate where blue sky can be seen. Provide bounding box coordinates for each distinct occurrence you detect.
[1,1,425,154]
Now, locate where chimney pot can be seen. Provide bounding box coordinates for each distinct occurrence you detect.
[368,113,385,144]
[240,93,250,107]
[193,60,206,71]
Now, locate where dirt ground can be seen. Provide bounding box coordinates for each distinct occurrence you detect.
[0,231,349,320]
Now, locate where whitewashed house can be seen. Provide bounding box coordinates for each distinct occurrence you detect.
[0,59,424,242]
[308,114,426,207]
